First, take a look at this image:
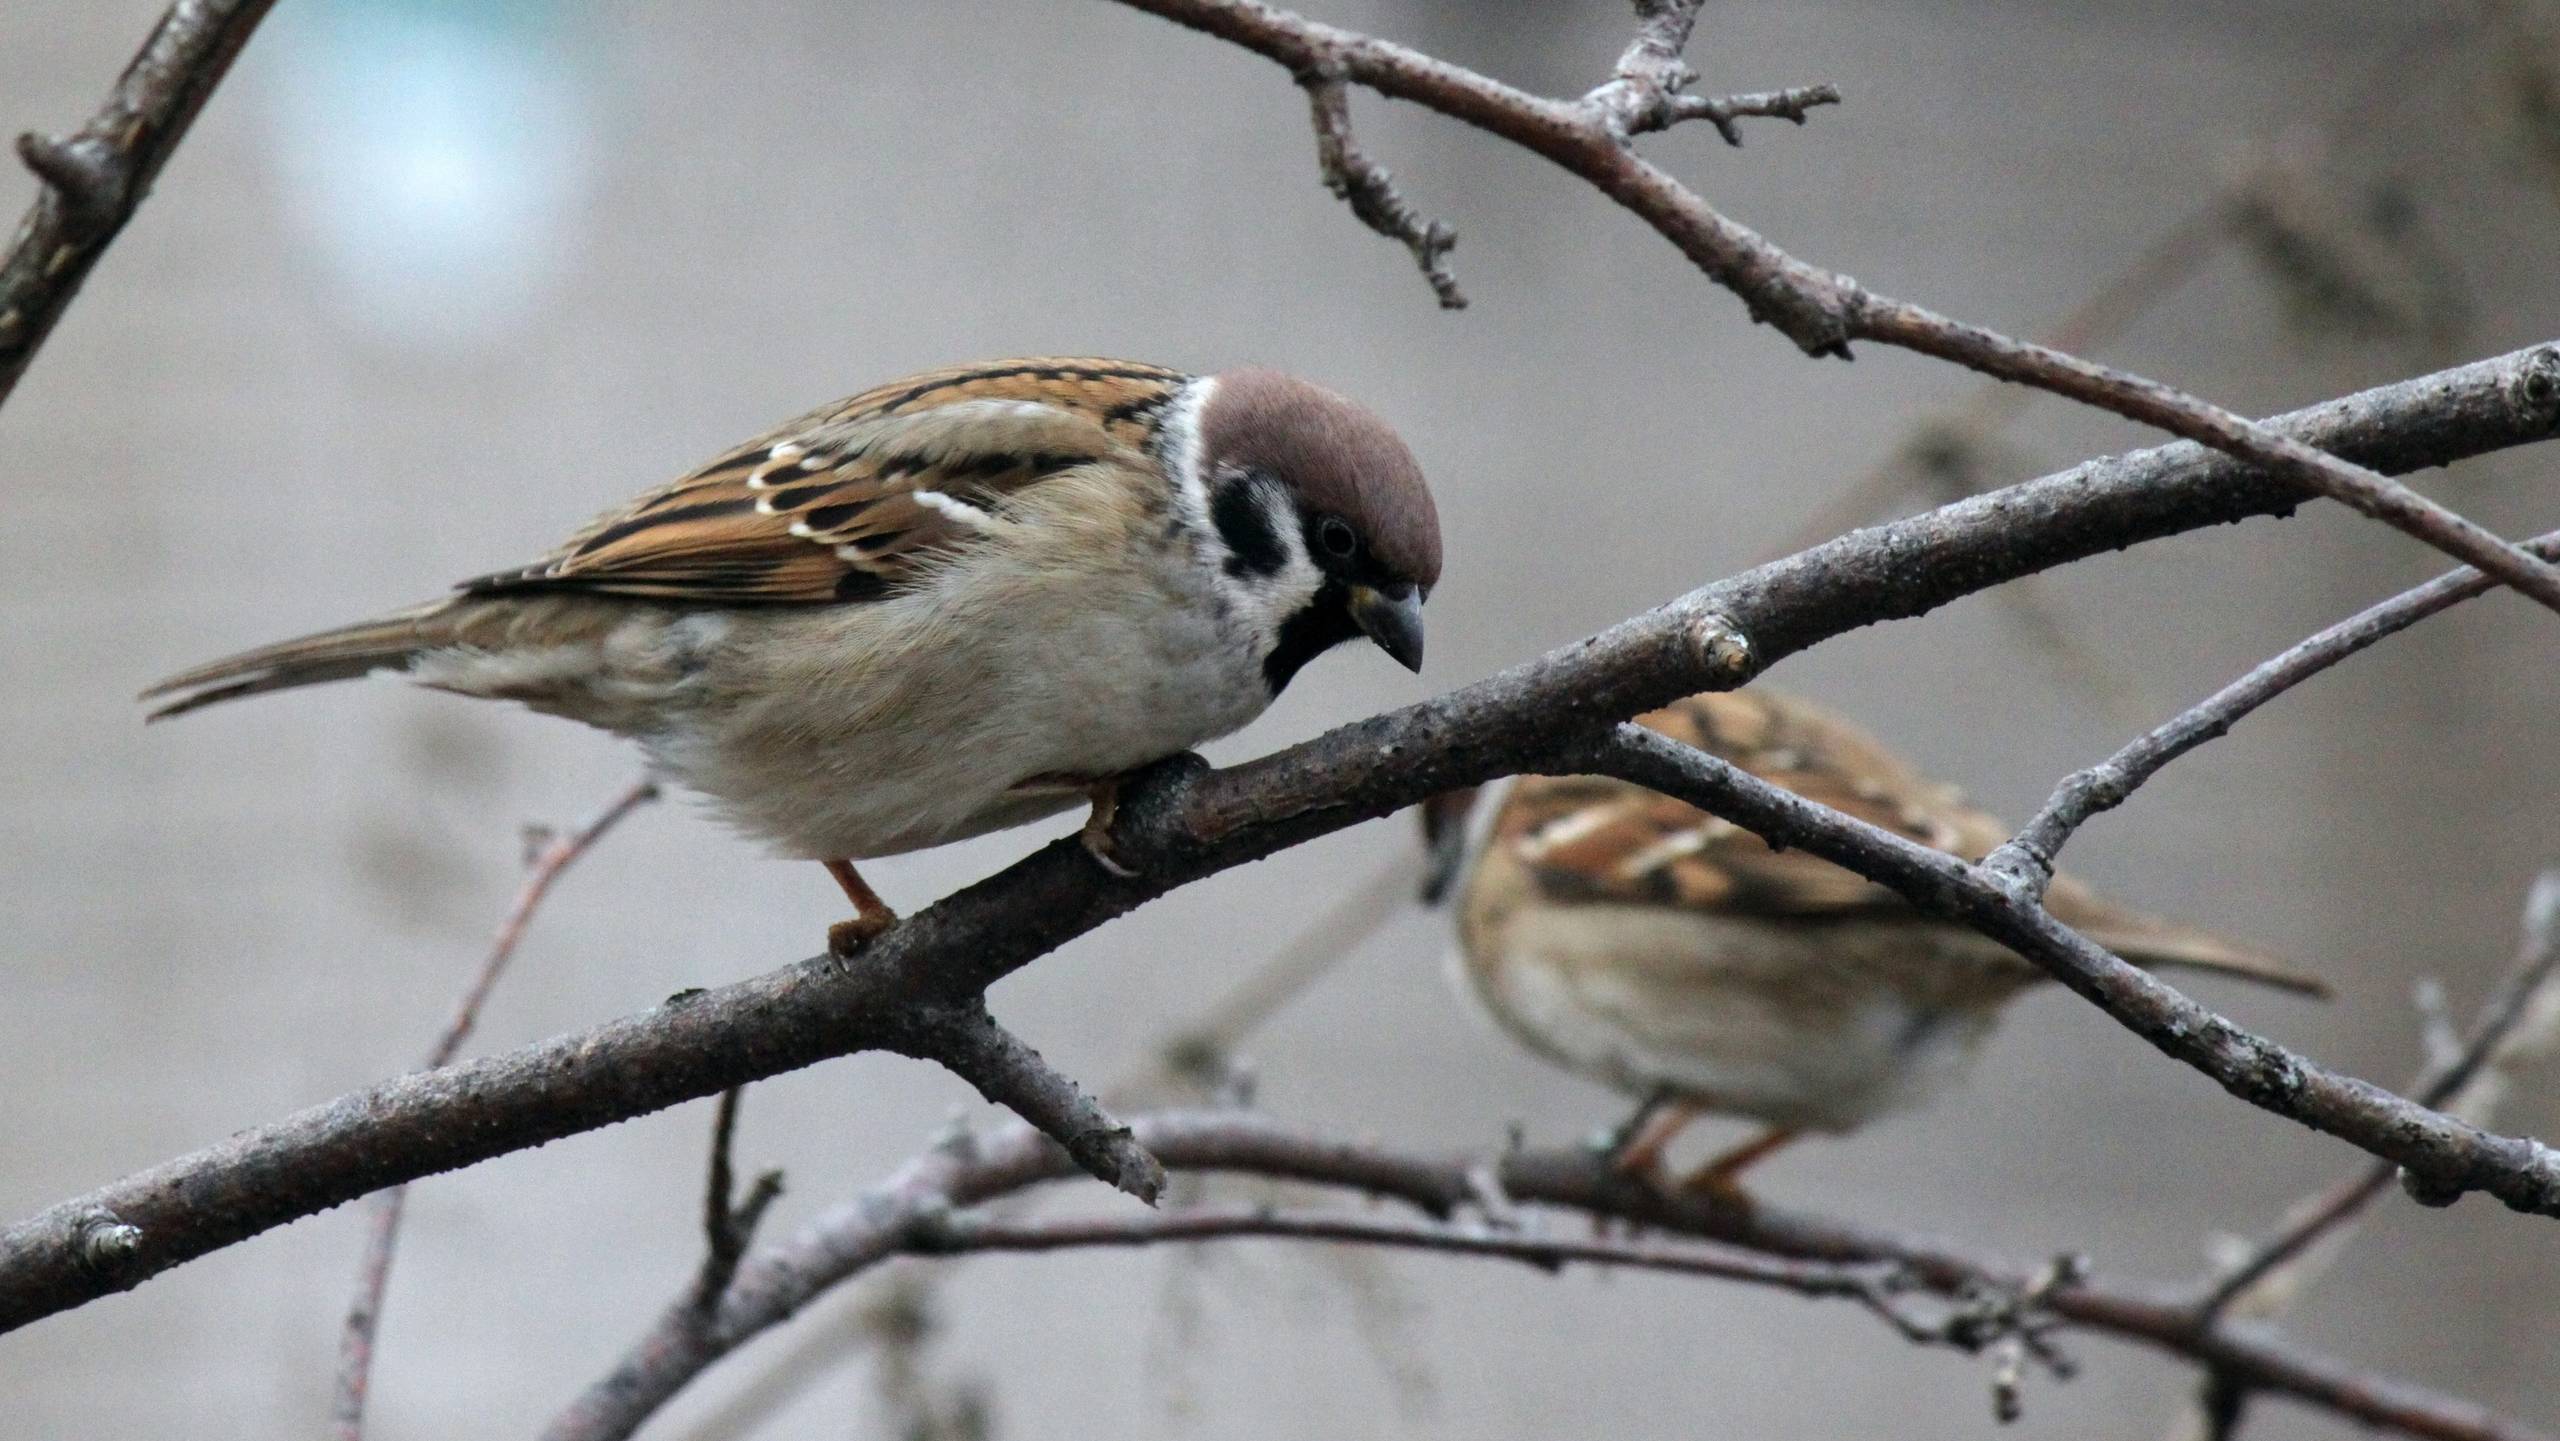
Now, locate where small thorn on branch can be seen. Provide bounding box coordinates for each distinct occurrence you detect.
[1299,74,1464,310]
[14,131,126,234]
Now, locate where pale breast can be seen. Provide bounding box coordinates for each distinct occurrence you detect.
[1457,898,2038,1133]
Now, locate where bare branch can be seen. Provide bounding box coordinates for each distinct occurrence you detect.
[330,779,657,1441]
[550,1112,2552,1441]
[886,1000,1167,1203]
[1104,0,2560,616]
[1583,0,1841,144]
[0,0,281,413]
[1987,532,2560,893]
[6,342,2559,1335]
[1651,85,1843,146]
[1299,75,1463,308]
[916,1203,1951,1340]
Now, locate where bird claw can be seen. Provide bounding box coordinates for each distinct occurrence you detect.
[1081,826,1139,878]
[827,911,895,962]
[1077,780,1139,878]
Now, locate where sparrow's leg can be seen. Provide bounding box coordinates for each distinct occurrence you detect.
[1076,779,1138,879]
[1608,1095,1702,1181]
[822,859,898,958]
[1010,772,1141,877]
[1677,1125,1800,1206]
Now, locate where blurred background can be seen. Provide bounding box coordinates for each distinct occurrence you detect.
[4,1,2556,1437]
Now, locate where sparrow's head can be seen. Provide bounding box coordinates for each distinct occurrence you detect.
[1193,368,1441,693]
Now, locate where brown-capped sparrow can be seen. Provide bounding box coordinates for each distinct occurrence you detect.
[1421,688,2322,1198]
[147,358,1441,954]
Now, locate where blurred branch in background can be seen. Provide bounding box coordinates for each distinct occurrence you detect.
[331,777,657,1441]
[0,0,278,413]
[1762,18,2483,717]
[548,1109,2552,1441]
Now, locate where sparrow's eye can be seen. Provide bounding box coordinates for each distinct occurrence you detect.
[1316,515,1359,560]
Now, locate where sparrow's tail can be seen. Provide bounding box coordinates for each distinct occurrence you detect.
[2082,914,2329,999]
[140,601,452,721]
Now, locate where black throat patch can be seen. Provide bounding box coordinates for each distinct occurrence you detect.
[1263,580,1360,695]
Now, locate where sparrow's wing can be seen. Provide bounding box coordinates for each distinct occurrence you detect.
[460,358,1191,605]
[1498,690,2325,994]
[1497,690,2003,917]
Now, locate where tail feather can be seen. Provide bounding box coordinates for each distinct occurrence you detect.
[142,603,448,721]
[2087,921,2329,999]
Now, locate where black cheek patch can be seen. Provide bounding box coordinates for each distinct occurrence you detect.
[1212,475,1287,579]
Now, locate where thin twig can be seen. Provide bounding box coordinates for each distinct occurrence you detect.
[329,779,657,1441]
[1299,74,1463,307]
[1986,531,2560,895]
[0,0,281,412]
[693,1088,784,1311]
[918,1202,1950,1340]
[9,341,2560,1335]
[547,1111,2552,1441]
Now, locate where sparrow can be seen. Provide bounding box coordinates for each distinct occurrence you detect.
[145,358,1442,955]
[1420,688,2322,1197]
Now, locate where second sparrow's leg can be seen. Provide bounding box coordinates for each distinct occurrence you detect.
[1679,1125,1800,1207]
[822,858,898,958]
[1609,1094,1703,1181]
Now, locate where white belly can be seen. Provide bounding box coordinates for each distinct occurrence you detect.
[635,530,1273,860]
[1456,904,2035,1133]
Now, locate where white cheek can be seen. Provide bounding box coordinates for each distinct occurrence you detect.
[1228,498,1326,639]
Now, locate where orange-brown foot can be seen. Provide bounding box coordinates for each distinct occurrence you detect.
[826,910,896,959]
[820,859,898,960]
[1077,780,1138,878]
[1673,1126,1800,1212]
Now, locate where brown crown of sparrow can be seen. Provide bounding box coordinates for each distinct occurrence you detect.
[148,358,1441,955]
[1421,687,2322,1198]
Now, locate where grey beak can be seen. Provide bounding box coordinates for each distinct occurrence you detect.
[1349,583,1426,673]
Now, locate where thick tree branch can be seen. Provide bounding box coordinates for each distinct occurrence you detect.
[1098,0,2560,617]
[0,0,279,412]
[4,341,2556,1335]
[549,1112,2551,1441]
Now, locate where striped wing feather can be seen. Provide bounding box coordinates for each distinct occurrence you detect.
[1502,690,1991,917]
[462,358,1190,605]
[1496,689,2323,994]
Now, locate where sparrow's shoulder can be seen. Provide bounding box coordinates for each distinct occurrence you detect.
[461,358,1196,606]
[1491,689,2005,918]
